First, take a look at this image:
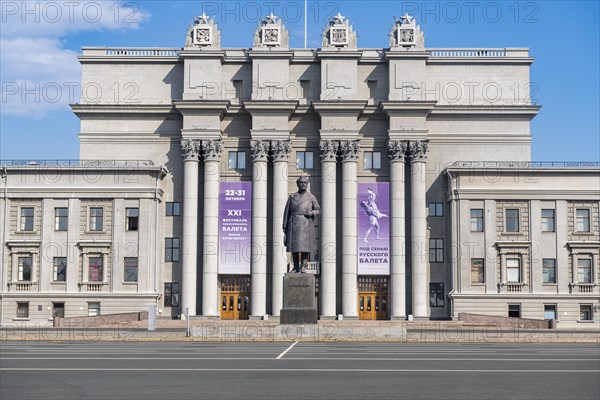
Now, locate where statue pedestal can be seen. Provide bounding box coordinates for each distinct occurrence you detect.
[280,273,318,324]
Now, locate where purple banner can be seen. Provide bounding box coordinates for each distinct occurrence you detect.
[358,183,390,275]
[218,182,252,274]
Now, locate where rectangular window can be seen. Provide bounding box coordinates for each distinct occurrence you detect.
[429,282,444,307]
[470,209,484,232]
[506,258,521,283]
[505,208,520,233]
[579,305,592,321]
[228,151,246,170]
[165,238,180,262]
[89,207,104,231]
[544,304,557,320]
[52,303,65,318]
[577,258,592,283]
[508,304,521,318]
[166,202,181,216]
[53,257,67,282]
[88,302,100,317]
[575,209,590,232]
[126,208,139,231]
[471,258,484,283]
[17,255,32,281]
[164,282,180,307]
[20,207,34,231]
[296,151,314,169]
[54,207,68,231]
[124,257,138,282]
[541,209,555,232]
[428,203,443,217]
[542,259,556,284]
[429,239,444,263]
[363,151,382,170]
[16,302,29,318]
[88,256,103,282]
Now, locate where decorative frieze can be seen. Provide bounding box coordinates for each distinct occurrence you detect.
[181,139,201,161]
[407,140,429,161]
[201,139,222,161]
[271,140,291,161]
[320,140,339,161]
[339,139,360,161]
[253,13,289,48]
[250,139,270,161]
[322,13,357,49]
[387,140,409,162]
[390,13,424,49]
[185,13,221,49]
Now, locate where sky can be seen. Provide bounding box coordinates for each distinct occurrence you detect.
[1,0,599,161]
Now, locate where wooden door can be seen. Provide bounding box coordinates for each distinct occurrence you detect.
[220,276,251,320]
[358,277,389,320]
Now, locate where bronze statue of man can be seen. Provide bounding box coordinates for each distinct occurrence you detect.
[283,176,321,273]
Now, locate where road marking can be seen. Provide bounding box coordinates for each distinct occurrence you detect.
[1,368,598,373]
[1,357,596,362]
[276,341,299,359]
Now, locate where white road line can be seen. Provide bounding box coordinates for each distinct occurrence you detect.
[276,341,299,359]
[1,368,598,373]
[1,357,596,362]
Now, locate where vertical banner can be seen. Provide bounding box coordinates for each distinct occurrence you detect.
[358,183,390,275]
[218,182,252,274]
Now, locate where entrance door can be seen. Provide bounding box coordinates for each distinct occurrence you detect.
[358,277,389,320]
[220,276,250,320]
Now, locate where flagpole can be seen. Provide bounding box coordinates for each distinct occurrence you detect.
[304,0,307,48]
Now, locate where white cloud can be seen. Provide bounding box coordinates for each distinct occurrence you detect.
[1,1,151,116]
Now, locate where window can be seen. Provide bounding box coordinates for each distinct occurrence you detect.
[228,151,246,170]
[54,207,68,231]
[429,282,444,307]
[88,256,103,282]
[89,207,104,231]
[508,304,521,318]
[542,259,556,284]
[541,209,555,232]
[506,258,521,283]
[575,209,590,232]
[429,239,444,263]
[53,257,67,282]
[52,303,65,318]
[164,282,180,307]
[505,208,520,232]
[88,302,100,317]
[470,209,484,232]
[363,151,382,170]
[579,305,592,321]
[20,207,34,231]
[428,203,443,217]
[165,238,180,262]
[471,258,484,283]
[296,151,314,169]
[124,257,138,282]
[577,258,592,283]
[17,255,32,281]
[126,208,139,231]
[16,302,29,318]
[544,304,557,320]
[166,202,181,216]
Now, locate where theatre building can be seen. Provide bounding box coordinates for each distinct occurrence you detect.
[0,13,598,327]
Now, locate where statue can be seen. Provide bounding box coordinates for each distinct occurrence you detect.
[283,176,321,273]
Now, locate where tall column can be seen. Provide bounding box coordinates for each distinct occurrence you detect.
[388,140,408,319]
[271,140,291,316]
[408,140,429,318]
[181,139,201,317]
[319,139,339,318]
[340,139,360,318]
[250,139,269,318]
[201,139,222,318]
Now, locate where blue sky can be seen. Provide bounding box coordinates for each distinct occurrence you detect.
[1,0,599,161]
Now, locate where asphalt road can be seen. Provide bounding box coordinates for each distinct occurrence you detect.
[1,341,598,400]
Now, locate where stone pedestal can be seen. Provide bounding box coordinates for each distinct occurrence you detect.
[280,274,318,324]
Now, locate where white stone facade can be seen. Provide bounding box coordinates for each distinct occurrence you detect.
[1,14,598,326]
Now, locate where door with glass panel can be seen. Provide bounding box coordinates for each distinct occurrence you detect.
[220,276,250,320]
[358,277,389,320]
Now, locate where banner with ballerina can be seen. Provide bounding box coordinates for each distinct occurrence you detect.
[357,183,390,275]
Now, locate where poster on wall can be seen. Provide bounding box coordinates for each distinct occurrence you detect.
[357,183,390,275]
[218,182,252,274]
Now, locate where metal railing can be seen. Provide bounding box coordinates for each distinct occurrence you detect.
[0,160,155,167]
[450,161,600,169]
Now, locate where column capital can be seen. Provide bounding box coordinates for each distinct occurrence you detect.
[407,140,429,162]
[319,139,339,161]
[181,139,201,161]
[251,139,270,162]
[339,139,360,161]
[270,140,291,161]
[387,140,409,162]
[201,139,222,161]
